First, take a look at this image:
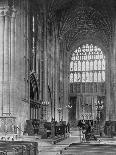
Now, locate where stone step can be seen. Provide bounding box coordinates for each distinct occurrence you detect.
[62,143,116,155]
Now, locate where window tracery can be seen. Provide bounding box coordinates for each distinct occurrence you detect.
[70,44,105,83]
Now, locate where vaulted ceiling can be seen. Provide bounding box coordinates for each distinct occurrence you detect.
[38,0,115,52]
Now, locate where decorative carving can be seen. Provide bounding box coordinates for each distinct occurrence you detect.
[0,7,16,17]
[0,117,16,134]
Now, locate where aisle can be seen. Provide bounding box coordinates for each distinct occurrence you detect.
[38,136,80,155]
[38,128,81,155]
[37,128,116,155]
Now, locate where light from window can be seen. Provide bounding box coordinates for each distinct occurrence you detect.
[70,44,105,83]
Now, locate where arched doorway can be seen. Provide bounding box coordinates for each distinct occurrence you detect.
[69,44,106,129]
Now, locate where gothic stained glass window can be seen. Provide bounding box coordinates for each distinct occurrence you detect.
[69,43,106,121]
[70,44,105,83]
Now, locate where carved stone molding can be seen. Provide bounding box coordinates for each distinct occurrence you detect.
[0,7,16,17]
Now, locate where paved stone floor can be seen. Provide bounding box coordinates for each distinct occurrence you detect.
[36,129,116,155]
[37,136,116,155]
[38,136,80,155]
[16,128,116,155]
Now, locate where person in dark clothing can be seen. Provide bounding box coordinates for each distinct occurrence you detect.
[84,122,97,141]
[67,122,70,133]
[77,120,86,129]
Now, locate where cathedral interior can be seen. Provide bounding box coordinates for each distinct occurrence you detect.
[0,0,116,154]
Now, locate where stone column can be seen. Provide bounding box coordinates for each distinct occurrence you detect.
[0,10,4,115]
[55,31,59,122]
[105,53,110,121]
[3,8,10,115]
[76,97,79,120]
[42,9,48,120]
[111,21,116,121]
[10,10,16,115]
[43,9,48,102]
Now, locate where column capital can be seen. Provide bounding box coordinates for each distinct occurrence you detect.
[0,8,5,16]
[0,7,17,17]
[1,7,11,16]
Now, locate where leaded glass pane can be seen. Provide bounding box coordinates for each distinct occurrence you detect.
[82,72,86,82]
[72,53,75,60]
[88,54,91,60]
[76,55,78,60]
[90,72,93,82]
[96,54,99,59]
[98,71,101,82]
[98,60,101,70]
[102,71,105,81]
[74,72,77,82]
[74,61,77,71]
[94,46,97,52]
[102,59,105,70]
[86,61,89,71]
[77,73,81,82]
[84,54,87,60]
[70,44,105,86]
[70,61,73,71]
[94,60,97,70]
[82,61,85,71]
[86,72,89,82]
[90,61,93,70]
[86,44,89,52]
[82,45,85,52]
[78,47,81,53]
[70,73,73,83]
[94,72,97,82]
[90,44,93,52]
[78,61,81,71]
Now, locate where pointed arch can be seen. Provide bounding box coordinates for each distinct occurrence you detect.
[30,72,39,100]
